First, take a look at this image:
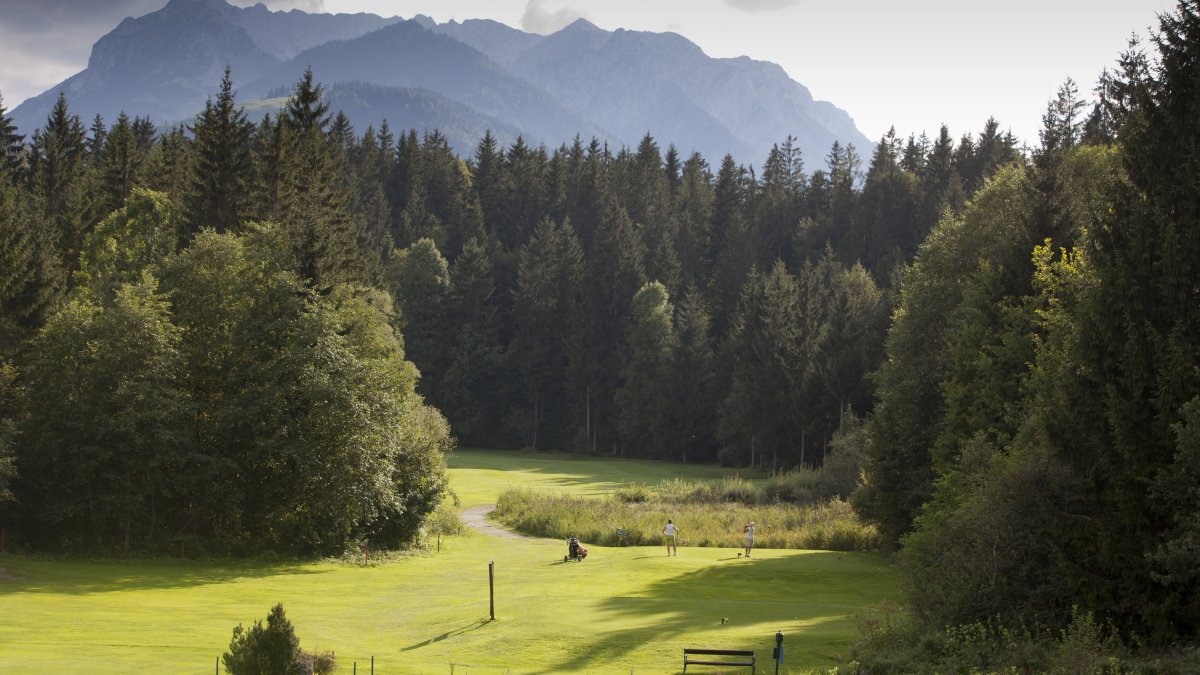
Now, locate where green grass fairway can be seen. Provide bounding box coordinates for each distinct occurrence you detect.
[447,448,750,507]
[0,449,897,674]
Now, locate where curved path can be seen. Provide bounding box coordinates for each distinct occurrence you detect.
[460,504,532,540]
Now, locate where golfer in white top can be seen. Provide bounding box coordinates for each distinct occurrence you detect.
[744,521,755,557]
[664,519,680,556]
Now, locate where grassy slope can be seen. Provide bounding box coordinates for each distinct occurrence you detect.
[0,449,897,674]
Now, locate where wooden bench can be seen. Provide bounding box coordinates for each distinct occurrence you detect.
[683,648,755,673]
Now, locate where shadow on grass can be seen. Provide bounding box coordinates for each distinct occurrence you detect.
[0,556,325,596]
[531,551,886,674]
[400,618,492,652]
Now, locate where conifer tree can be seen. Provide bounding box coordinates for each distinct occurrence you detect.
[440,237,503,443]
[98,113,140,215]
[708,154,753,335]
[142,125,193,213]
[385,237,450,402]
[674,152,714,287]
[667,283,717,463]
[0,176,38,353]
[29,92,89,278]
[283,67,330,136]
[249,114,294,224]
[473,130,507,239]
[755,137,806,269]
[855,128,919,275]
[718,261,803,468]
[186,67,254,234]
[0,93,25,178]
[512,217,583,449]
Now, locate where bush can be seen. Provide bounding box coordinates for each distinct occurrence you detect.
[222,603,334,675]
[849,608,1132,674]
[426,490,466,536]
[613,483,652,503]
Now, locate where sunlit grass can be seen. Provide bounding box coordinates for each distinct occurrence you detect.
[446,447,752,507]
[0,448,898,674]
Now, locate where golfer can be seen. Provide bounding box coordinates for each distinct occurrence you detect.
[743,521,755,557]
[664,519,681,556]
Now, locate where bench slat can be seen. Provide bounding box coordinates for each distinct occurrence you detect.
[684,649,755,655]
[685,660,755,666]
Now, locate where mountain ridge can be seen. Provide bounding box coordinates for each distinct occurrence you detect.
[11,0,872,165]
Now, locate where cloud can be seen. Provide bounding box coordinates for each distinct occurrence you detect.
[1,0,166,32]
[519,0,587,34]
[0,0,167,106]
[721,0,801,12]
[0,0,329,108]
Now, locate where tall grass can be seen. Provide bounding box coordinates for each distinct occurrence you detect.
[494,488,881,552]
[617,470,853,506]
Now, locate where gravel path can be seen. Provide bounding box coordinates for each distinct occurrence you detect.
[460,505,532,540]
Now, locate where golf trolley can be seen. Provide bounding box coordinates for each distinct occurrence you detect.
[564,535,588,562]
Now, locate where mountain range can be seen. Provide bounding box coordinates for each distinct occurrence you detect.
[10,0,872,165]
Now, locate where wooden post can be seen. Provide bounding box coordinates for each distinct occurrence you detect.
[364,541,369,566]
[371,655,374,674]
[488,561,495,621]
[438,534,441,552]
[215,656,218,675]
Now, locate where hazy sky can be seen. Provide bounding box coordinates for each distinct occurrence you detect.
[0,0,1174,146]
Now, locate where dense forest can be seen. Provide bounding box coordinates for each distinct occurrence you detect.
[0,58,1022,555]
[0,0,1198,662]
[854,0,1200,663]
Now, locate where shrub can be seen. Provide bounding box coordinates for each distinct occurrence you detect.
[222,603,334,675]
[613,483,652,503]
[426,491,467,536]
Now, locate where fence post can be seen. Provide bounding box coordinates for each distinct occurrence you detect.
[215,655,218,675]
[371,655,374,674]
[489,560,495,621]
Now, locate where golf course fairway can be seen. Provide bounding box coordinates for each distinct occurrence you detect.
[0,449,898,673]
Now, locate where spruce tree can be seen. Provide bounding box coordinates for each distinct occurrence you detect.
[186,67,254,234]
[0,93,25,178]
[441,237,503,443]
[283,67,330,136]
[29,92,89,278]
[98,113,140,215]
[666,284,717,463]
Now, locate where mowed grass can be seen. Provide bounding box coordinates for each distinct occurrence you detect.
[0,449,898,674]
[447,447,749,507]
